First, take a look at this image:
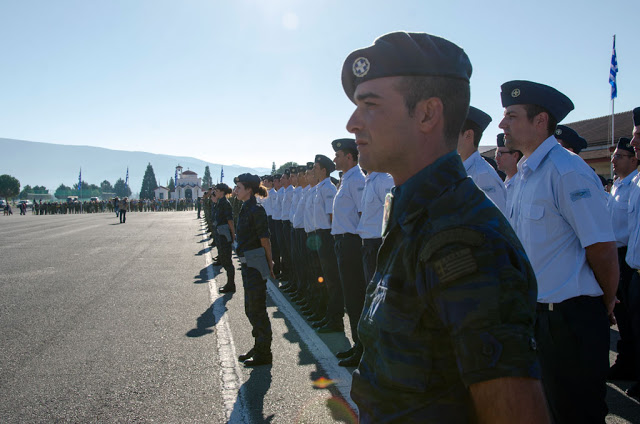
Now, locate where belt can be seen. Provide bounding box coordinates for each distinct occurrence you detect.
[334,233,357,240]
[238,256,247,264]
[536,295,601,312]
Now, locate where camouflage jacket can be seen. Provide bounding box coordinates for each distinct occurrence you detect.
[351,151,540,423]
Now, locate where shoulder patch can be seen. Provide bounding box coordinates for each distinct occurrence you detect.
[570,188,591,202]
[481,186,496,193]
[420,227,485,263]
[433,248,478,284]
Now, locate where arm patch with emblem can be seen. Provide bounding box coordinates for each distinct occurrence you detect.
[570,189,591,202]
[420,228,485,285]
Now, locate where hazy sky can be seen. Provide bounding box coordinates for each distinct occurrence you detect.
[1,0,638,169]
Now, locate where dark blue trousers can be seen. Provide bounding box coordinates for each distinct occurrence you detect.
[335,233,366,345]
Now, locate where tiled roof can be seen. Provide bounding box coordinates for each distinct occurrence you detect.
[564,110,633,148]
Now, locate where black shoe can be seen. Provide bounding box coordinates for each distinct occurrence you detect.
[336,346,356,359]
[338,354,362,367]
[608,362,636,381]
[244,352,272,367]
[627,383,640,402]
[238,348,255,362]
[317,323,344,334]
[212,261,221,266]
[219,284,236,293]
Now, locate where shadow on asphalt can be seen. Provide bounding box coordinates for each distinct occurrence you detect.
[185,296,231,337]
[193,267,209,284]
[231,366,274,423]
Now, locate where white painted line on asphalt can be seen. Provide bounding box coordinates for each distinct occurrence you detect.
[265,278,357,412]
[201,223,249,424]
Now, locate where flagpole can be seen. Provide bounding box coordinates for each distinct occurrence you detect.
[609,34,617,179]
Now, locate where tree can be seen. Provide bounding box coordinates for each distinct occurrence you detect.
[202,166,213,189]
[139,163,158,199]
[276,162,298,175]
[168,177,175,193]
[0,174,21,201]
[271,162,276,175]
[19,184,33,199]
[54,184,72,199]
[32,186,48,194]
[114,178,132,198]
[100,180,113,193]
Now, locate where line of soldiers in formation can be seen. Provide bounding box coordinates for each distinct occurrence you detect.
[21,198,198,215]
[202,32,640,423]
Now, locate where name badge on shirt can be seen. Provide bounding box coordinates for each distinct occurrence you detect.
[382,192,393,236]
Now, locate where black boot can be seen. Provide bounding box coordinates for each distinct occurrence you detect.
[219,282,236,293]
[244,351,272,367]
[238,348,255,362]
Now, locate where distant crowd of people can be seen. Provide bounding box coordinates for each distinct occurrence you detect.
[3,198,198,215]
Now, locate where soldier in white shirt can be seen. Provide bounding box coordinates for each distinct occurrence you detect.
[500,80,618,423]
[457,106,507,214]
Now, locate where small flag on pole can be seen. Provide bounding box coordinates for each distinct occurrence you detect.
[125,167,129,188]
[609,36,618,100]
[175,167,178,185]
[220,166,224,183]
[78,168,82,193]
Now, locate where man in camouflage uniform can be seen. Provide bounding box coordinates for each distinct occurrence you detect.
[342,32,548,423]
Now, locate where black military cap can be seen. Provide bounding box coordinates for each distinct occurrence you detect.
[315,154,336,173]
[283,169,291,177]
[306,162,314,170]
[497,133,505,147]
[331,138,357,152]
[289,166,298,174]
[466,106,492,132]
[215,183,232,194]
[634,107,640,126]
[233,177,239,184]
[617,137,634,155]
[236,173,260,186]
[500,80,574,123]
[341,31,472,102]
[273,173,282,180]
[265,175,274,182]
[555,125,587,153]
[297,166,306,173]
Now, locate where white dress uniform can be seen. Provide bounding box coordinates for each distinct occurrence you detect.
[290,185,303,225]
[281,184,294,222]
[331,165,365,235]
[356,172,394,240]
[464,150,507,214]
[304,185,318,234]
[292,185,308,230]
[625,173,640,269]
[608,169,638,248]
[271,187,283,221]
[313,177,337,230]
[265,188,276,217]
[508,136,615,303]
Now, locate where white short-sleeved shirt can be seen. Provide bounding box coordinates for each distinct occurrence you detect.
[464,150,507,214]
[356,172,394,240]
[504,173,518,214]
[304,185,317,233]
[281,184,294,221]
[625,173,640,268]
[508,136,615,303]
[331,165,366,235]
[313,177,336,230]
[293,185,308,229]
[608,169,638,247]
[263,188,275,216]
[289,185,302,225]
[271,187,283,220]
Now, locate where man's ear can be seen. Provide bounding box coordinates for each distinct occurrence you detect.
[415,97,444,134]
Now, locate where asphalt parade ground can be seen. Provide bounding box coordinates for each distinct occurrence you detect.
[0,211,638,423]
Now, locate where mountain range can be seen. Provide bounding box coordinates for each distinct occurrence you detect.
[1,138,270,197]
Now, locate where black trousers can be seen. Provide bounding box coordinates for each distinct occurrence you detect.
[217,236,234,284]
[613,246,638,372]
[281,220,293,281]
[335,233,366,345]
[626,272,640,380]
[290,227,305,289]
[361,238,382,288]
[316,229,343,326]
[536,295,609,424]
[306,231,327,316]
[241,264,272,353]
[268,218,281,276]
[119,210,126,223]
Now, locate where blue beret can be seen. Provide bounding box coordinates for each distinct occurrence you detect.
[265,175,274,182]
[306,162,314,170]
[297,166,306,173]
[331,138,357,152]
[273,173,282,180]
[555,125,587,153]
[497,133,505,147]
[289,166,298,174]
[342,31,472,102]
[500,80,574,123]
[283,169,291,177]
[617,137,634,154]
[315,154,336,173]
[634,107,640,126]
[466,106,492,132]
[236,173,260,186]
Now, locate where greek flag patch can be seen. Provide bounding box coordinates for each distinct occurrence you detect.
[570,189,591,202]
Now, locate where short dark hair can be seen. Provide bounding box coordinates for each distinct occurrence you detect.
[524,104,557,137]
[460,120,483,147]
[342,148,359,162]
[395,76,470,147]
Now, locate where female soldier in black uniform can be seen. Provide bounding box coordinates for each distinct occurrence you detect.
[234,173,274,367]
[214,183,236,293]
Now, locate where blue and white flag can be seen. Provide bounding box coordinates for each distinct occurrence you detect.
[220,166,224,183]
[175,168,178,185]
[125,167,129,188]
[609,36,618,100]
[78,168,82,193]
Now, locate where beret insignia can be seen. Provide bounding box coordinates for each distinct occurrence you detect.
[511,88,520,98]
[352,57,370,77]
[555,128,562,135]
[627,143,632,149]
[336,142,342,148]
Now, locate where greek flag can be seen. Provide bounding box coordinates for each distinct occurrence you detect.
[175,168,178,185]
[220,166,224,183]
[125,167,129,188]
[609,37,618,100]
[78,168,82,193]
